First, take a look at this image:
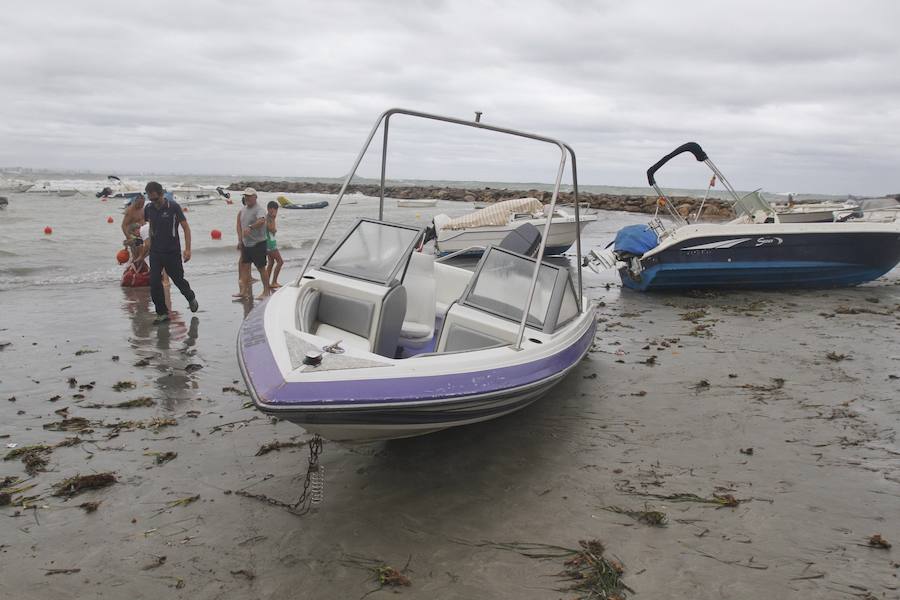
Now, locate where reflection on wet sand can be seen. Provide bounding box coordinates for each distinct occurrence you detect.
[120,285,201,408]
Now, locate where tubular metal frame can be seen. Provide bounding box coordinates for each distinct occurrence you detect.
[293,108,585,351]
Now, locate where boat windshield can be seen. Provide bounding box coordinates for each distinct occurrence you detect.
[321,219,424,285]
[462,247,578,332]
[734,189,775,219]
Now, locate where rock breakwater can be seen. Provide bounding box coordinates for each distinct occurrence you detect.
[228,181,734,218]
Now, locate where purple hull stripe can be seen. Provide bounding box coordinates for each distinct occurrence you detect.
[239,306,596,407]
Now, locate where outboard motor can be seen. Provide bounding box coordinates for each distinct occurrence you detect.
[497,222,542,257]
[216,186,231,199]
[96,186,113,198]
[422,222,437,246]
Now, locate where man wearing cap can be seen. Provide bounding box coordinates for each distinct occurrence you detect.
[143,181,199,323]
[237,188,270,300]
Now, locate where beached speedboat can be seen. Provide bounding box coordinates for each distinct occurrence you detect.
[428,197,597,256]
[237,108,597,443]
[590,142,900,291]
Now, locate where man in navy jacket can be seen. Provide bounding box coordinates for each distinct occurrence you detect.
[143,181,199,323]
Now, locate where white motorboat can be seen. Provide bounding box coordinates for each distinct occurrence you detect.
[170,185,218,206]
[25,182,78,196]
[97,176,144,205]
[428,197,597,256]
[237,108,597,443]
[397,198,437,208]
[773,199,863,223]
[0,179,33,193]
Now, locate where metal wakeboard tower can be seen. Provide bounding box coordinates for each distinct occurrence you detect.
[291,107,586,351]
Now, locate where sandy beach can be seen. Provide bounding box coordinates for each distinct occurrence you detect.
[1,217,899,599]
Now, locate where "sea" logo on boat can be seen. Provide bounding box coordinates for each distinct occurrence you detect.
[754,237,783,247]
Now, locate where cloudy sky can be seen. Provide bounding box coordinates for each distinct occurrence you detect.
[2,0,899,194]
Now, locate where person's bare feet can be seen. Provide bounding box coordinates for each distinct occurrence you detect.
[271,283,281,289]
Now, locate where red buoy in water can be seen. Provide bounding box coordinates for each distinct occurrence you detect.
[210,229,222,240]
[116,248,130,264]
[44,226,53,235]
[107,216,114,223]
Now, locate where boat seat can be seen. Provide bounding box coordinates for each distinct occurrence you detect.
[297,287,377,352]
[497,222,542,257]
[434,262,473,315]
[399,252,436,348]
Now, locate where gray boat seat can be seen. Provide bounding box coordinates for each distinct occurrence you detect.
[296,287,374,353]
[498,222,542,257]
[399,252,436,348]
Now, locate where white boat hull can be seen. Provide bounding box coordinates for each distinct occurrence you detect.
[397,198,437,208]
[436,213,596,255]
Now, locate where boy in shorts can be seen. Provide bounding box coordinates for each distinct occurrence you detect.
[265,201,284,289]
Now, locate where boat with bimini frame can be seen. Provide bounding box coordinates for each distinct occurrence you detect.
[590,142,900,291]
[237,108,597,442]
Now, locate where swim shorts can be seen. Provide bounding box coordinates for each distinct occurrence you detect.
[241,240,267,269]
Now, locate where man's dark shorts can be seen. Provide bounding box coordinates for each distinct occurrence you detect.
[241,241,267,269]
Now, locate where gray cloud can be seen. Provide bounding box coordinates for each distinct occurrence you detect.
[1,0,899,194]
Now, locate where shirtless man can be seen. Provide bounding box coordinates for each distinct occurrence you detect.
[121,194,146,263]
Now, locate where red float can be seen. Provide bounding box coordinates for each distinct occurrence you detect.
[210,229,222,240]
[107,216,114,223]
[116,249,130,264]
[44,226,52,235]
[121,263,150,287]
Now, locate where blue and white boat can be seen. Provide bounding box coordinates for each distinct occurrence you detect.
[592,142,900,291]
[237,108,597,442]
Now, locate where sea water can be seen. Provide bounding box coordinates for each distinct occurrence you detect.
[0,175,641,292]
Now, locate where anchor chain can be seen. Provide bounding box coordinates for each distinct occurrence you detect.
[290,434,325,514]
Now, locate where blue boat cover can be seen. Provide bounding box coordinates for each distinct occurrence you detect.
[613,225,659,256]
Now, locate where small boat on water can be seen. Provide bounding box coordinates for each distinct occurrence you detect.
[428,197,597,256]
[0,196,8,208]
[238,108,597,443]
[0,179,33,193]
[25,182,78,197]
[98,176,143,205]
[276,196,329,210]
[590,142,900,291]
[171,184,219,206]
[397,198,437,208]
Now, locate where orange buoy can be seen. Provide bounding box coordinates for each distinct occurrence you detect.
[210,229,222,240]
[183,207,189,212]
[107,216,114,223]
[116,248,130,264]
[44,226,53,235]
[101,197,107,202]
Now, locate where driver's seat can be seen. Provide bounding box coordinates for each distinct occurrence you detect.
[399,252,436,348]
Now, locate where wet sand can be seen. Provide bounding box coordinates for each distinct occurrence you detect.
[1,267,898,599]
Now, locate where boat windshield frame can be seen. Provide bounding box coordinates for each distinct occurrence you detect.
[460,246,580,334]
[291,107,586,351]
[319,218,425,286]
